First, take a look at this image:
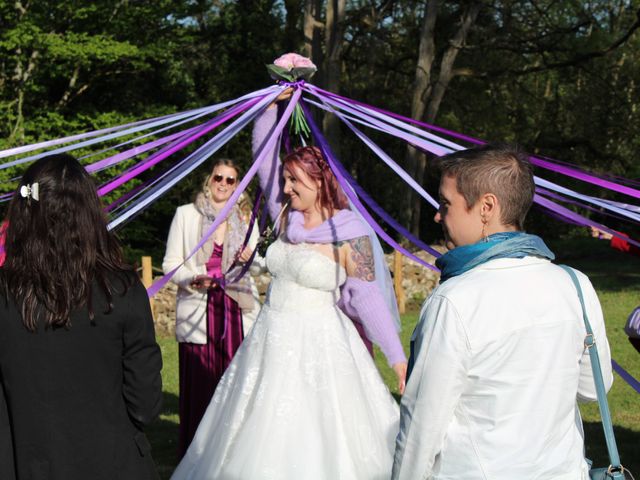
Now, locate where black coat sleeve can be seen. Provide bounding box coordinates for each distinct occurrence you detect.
[121,278,163,430]
[0,370,16,480]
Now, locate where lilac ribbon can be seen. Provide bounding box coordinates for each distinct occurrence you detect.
[307,92,441,208]
[532,157,640,200]
[535,177,640,223]
[0,106,218,170]
[0,88,273,170]
[306,86,640,238]
[612,360,640,395]
[311,86,640,200]
[309,87,639,215]
[225,189,264,285]
[0,112,184,159]
[145,86,296,296]
[306,85,463,151]
[536,188,636,225]
[601,198,640,214]
[299,97,441,259]
[105,178,154,213]
[80,102,235,168]
[535,153,640,188]
[98,98,258,197]
[300,99,440,272]
[86,125,201,174]
[108,88,283,231]
[534,194,640,248]
[215,190,263,341]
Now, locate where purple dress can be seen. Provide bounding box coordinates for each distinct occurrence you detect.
[178,242,244,456]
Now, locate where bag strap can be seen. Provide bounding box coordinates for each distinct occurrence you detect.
[559,265,622,469]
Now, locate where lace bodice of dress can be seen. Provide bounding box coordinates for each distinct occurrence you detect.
[265,238,347,311]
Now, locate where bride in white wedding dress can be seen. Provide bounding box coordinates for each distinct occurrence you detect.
[171,101,406,480]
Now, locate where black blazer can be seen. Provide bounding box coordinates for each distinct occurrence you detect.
[0,274,163,480]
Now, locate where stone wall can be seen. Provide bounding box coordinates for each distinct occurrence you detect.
[394,245,445,310]
[151,245,444,335]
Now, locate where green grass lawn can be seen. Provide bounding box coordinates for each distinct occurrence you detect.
[149,238,640,478]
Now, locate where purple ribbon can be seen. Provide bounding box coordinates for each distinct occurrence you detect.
[225,189,264,285]
[0,112,184,160]
[299,99,440,272]
[612,360,640,395]
[146,87,297,297]
[98,98,258,197]
[307,90,441,207]
[311,86,640,200]
[536,188,636,225]
[532,157,640,200]
[87,126,200,174]
[534,194,640,248]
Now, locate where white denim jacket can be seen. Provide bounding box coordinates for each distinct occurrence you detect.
[392,256,612,480]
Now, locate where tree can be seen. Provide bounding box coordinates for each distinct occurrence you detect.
[405,0,481,236]
[302,0,346,151]
[399,0,640,237]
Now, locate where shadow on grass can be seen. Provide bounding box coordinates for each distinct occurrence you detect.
[146,399,640,479]
[584,421,640,474]
[551,238,640,293]
[147,390,179,480]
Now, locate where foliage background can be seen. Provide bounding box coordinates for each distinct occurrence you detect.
[1,0,639,260]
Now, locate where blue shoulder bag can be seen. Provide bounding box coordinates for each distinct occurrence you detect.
[561,265,633,480]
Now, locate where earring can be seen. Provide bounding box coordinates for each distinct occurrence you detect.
[481,216,489,242]
[204,186,212,199]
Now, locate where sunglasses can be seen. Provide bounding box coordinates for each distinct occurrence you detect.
[212,174,236,186]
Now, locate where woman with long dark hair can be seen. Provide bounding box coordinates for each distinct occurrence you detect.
[0,154,163,480]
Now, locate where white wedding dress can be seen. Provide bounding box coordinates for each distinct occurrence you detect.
[171,239,400,480]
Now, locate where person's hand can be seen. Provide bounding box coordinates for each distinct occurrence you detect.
[268,87,294,109]
[392,362,408,395]
[238,246,254,263]
[589,226,612,241]
[191,275,214,290]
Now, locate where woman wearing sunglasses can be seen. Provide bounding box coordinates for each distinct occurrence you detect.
[162,158,260,458]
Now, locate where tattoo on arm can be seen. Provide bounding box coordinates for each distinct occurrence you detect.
[348,236,375,281]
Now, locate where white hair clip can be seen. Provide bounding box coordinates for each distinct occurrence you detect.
[20,182,39,201]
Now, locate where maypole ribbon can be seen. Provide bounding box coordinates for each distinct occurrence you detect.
[535,194,640,248]
[536,188,635,224]
[311,85,640,200]
[79,97,245,166]
[306,85,638,247]
[305,91,441,257]
[612,360,640,395]
[86,126,200,174]
[108,89,280,230]
[0,106,219,170]
[145,86,296,296]
[99,96,259,198]
[306,89,441,207]
[300,99,439,272]
[0,87,273,170]
[0,110,189,160]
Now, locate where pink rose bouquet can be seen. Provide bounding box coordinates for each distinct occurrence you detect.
[267,53,317,82]
[266,53,317,137]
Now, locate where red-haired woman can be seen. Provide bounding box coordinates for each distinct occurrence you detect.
[172,100,407,479]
